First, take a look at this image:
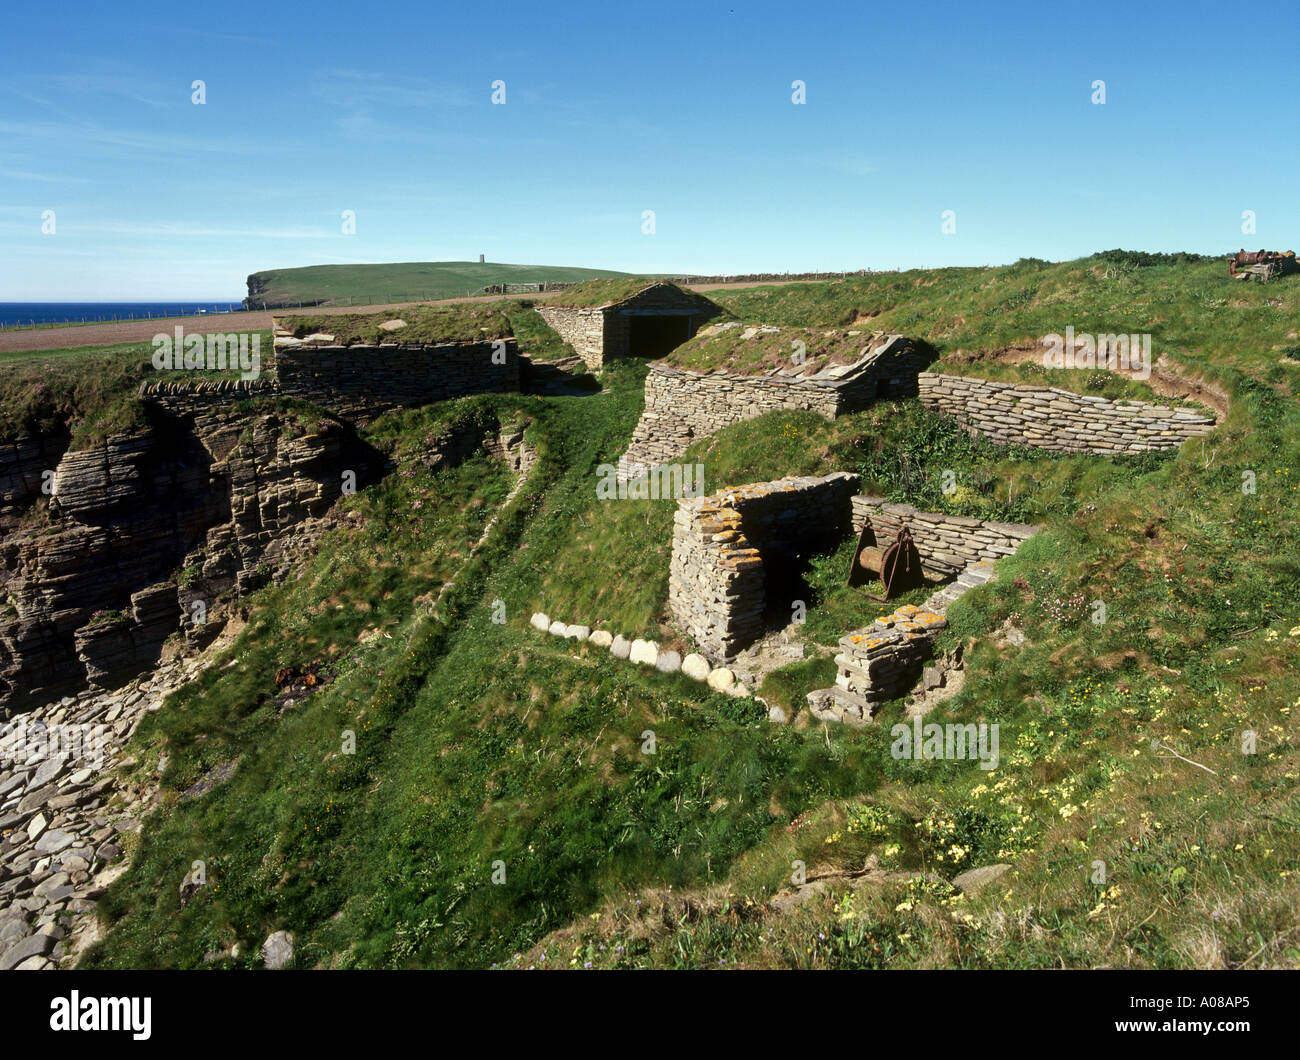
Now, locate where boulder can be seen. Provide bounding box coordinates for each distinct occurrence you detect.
[262,930,295,970]
[610,635,631,660]
[951,864,1012,894]
[588,630,613,648]
[706,668,736,692]
[0,933,56,971]
[654,651,682,674]
[629,639,659,666]
[34,830,75,855]
[547,620,567,636]
[564,624,591,641]
[726,683,751,698]
[529,612,550,632]
[681,653,710,681]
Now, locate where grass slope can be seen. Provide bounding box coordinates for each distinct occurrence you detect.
[70,251,1300,969]
[245,261,639,308]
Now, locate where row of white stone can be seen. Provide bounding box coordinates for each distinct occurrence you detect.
[528,612,757,698]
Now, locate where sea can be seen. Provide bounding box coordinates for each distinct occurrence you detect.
[0,302,249,327]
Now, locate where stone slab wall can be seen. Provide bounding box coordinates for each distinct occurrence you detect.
[918,372,1216,453]
[669,472,860,660]
[620,337,930,481]
[137,380,273,418]
[624,366,843,479]
[535,306,606,371]
[272,340,519,420]
[850,496,1039,577]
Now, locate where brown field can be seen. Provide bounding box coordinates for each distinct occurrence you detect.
[0,279,832,355]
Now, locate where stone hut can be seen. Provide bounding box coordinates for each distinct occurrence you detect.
[669,472,860,660]
[535,279,721,371]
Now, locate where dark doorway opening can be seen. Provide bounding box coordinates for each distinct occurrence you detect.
[628,313,693,359]
[759,550,817,633]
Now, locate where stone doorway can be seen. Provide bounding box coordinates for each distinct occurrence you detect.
[627,313,696,359]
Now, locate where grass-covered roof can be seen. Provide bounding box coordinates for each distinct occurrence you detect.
[545,277,668,308]
[662,323,892,375]
[275,305,512,346]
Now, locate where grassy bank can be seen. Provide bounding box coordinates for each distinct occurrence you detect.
[76,252,1300,969]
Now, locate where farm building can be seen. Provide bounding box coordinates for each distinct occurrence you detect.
[535,279,721,371]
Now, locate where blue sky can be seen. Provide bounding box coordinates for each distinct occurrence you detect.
[2,0,1297,299]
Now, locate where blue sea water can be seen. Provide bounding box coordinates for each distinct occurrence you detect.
[0,302,249,327]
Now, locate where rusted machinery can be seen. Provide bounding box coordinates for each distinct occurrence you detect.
[1229,249,1297,282]
[846,512,926,601]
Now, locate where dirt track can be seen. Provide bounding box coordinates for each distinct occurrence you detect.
[0,279,828,356]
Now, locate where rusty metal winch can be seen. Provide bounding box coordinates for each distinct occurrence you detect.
[845,512,926,602]
[1229,248,1297,282]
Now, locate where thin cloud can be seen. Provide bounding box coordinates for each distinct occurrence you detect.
[1,169,91,184]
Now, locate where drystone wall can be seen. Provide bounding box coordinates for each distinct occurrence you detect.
[917,373,1216,453]
[272,338,520,420]
[534,306,605,371]
[850,496,1040,578]
[809,509,1040,727]
[137,380,272,416]
[814,605,950,724]
[669,472,859,660]
[620,336,930,481]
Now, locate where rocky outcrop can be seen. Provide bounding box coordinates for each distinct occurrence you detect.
[0,404,383,713]
[0,435,68,530]
[806,517,1040,723]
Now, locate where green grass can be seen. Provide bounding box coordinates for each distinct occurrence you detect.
[276,305,512,346]
[663,324,907,375]
[244,261,639,308]
[705,252,1298,387]
[64,251,1300,970]
[546,277,664,307]
[0,335,275,446]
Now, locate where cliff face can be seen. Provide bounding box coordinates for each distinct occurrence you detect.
[0,403,383,714]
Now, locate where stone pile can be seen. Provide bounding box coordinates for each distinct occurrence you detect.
[807,605,949,726]
[668,472,860,660]
[0,653,202,970]
[808,502,1041,726]
[918,373,1216,453]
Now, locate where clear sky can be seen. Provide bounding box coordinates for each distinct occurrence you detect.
[2,0,1297,299]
